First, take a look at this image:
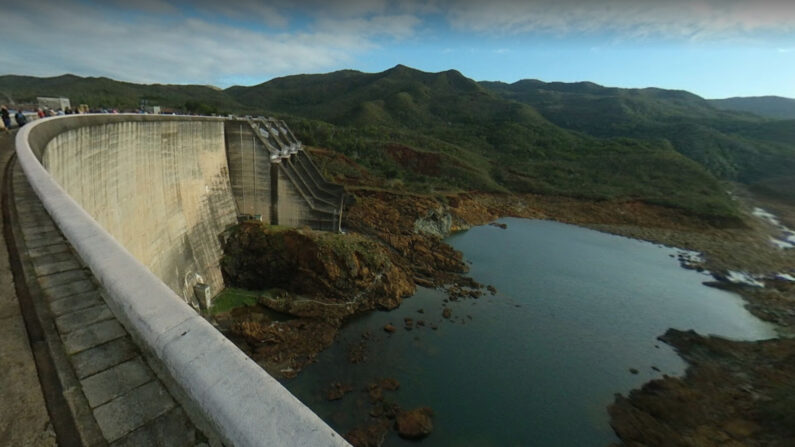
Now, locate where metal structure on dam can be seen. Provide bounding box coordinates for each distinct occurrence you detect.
[15,114,351,446]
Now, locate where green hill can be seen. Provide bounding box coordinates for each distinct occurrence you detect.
[481,79,795,197]
[226,66,738,221]
[5,66,793,221]
[710,96,795,120]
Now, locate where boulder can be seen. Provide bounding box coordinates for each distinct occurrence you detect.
[396,407,434,439]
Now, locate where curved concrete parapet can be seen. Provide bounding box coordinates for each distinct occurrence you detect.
[16,114,350,447]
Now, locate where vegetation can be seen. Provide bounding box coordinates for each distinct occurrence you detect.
[3,66,793,221]
[482,79,795,190]
[710,96,795,120]
[209,287,262,315]
[226,65,746,220]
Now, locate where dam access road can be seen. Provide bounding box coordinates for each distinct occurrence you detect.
[2,115,352,446]
[0,130,56,446]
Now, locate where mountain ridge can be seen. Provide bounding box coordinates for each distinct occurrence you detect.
[709,96,795,120]
[2,65,792,219]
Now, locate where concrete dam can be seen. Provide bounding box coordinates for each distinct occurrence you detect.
[37,115,342,308]
[15,114,351,446]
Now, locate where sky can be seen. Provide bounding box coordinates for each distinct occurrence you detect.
[1,0,793,99]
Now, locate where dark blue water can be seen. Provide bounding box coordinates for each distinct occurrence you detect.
[283,218,776,446]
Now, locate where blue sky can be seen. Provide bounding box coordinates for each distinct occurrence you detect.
[1,0,793,98]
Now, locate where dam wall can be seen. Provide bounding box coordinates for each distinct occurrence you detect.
[16,114,350,446]
[41,118,237,307]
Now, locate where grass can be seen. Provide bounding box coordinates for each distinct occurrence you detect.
[210,287,263,315]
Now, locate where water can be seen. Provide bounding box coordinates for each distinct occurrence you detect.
[282,218,776,446]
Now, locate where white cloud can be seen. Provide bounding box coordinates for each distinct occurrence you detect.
[0,1,423,86]
[2,0,791,89]
[443,0,795,39]
[315,14,422,39]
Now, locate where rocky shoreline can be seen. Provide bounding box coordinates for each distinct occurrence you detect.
[608,330,795,447]
[212,180,794,446]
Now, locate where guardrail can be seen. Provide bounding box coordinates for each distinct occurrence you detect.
[15,114,350,447]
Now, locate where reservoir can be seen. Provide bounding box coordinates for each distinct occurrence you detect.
[282,218,776,446]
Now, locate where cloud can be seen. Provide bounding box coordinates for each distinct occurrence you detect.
[443,0,795,39]
[314,14,422,39]
[186,0,290,28]
[95,0,288,27]
[0,0,423,86]
[2,0,791,90]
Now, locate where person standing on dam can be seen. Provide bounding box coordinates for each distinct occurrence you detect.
[1,106,10,131]
[14,110,27,127]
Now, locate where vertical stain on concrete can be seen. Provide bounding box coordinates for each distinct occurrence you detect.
[41,121,237,305]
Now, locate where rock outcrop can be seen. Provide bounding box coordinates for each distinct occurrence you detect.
[221,222,415,319]
[344,191,474,286]
[219,222,416,376]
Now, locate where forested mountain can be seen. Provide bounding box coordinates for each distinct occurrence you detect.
[709,96,795,120]
[482,78,795,198]
[2,66,792,219]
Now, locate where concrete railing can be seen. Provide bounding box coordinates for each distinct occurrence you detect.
[16,114,350,447]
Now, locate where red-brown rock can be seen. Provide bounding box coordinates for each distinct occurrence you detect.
[395,407,434,439]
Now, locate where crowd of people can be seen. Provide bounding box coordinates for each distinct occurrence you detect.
[0,103,224,134]
[0,104,94,132]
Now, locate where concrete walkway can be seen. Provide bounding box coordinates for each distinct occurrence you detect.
[2,132,203,446]
[0,131,56,446]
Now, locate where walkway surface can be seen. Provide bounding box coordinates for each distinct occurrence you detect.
[1,131,204,446]
[0,131,56,446]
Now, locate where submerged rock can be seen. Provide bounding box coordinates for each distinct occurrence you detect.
[396,407,434,439]
[327,382,352,401]
[345,420,391,447]
[380,378,400,391]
